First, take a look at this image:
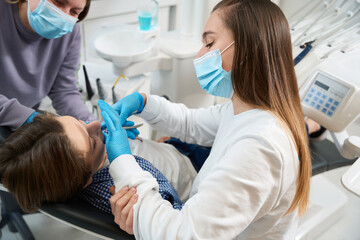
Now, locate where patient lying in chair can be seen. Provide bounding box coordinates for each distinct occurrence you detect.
[0,113,198,213]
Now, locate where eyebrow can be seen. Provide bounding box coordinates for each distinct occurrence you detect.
[73,6,84,11]
[62,0,84,10]
[202,31,216,40]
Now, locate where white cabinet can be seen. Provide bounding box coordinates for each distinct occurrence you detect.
[80,0,179,62]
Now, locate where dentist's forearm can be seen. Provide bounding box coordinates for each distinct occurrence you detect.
[140,93,147,109]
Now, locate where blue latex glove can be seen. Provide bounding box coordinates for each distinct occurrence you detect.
[111,92,144,125]
[101,120,139,142]
[23,111,40,125]
[101,120,139,140]
[98,100,131,162]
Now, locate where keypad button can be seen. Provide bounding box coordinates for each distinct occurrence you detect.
[316,92,322,97]
[316,104,321,110]
[311,102,316,107]
[307,93,313,98]
[327,111,333,117]
[322,94,327,99]
[314,96,319,102]
[310,88,316,93]
[328,98,334,103]
[325,103,330,108]
[334,101,339,106]
[330,106,336,111]
[319,99,324,104]
[322,108,327,113]
[304,98,310,103]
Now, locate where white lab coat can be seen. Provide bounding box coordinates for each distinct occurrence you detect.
[110,95,299,239]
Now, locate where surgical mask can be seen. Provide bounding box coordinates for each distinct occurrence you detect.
[27,0,78,39]
[193,41,235,98]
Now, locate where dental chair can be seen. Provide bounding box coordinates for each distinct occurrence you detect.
[0,125,356,240]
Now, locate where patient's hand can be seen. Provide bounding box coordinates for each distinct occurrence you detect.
[156,136,171,143]
[110,186,138,235]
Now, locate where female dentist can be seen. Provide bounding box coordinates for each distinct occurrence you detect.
[99,0,312,238]
[0,0,95,131]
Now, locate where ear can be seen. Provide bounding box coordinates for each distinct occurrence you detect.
[82,177,93,189]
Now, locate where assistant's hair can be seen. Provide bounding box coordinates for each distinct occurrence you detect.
[0,113,91,213]
[6,0,91,21]
[213,0,311,215]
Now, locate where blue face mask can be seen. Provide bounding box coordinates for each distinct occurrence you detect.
[193,41,235,98]
[27,0,78,39]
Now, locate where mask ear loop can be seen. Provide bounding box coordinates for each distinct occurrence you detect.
[27,0,31,13]
[220,41,235,54]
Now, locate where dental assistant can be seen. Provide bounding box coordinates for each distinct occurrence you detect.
[100,0,312,239]
[0,0,95,131]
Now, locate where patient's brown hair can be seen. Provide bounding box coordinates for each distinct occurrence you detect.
[0,113,91,212]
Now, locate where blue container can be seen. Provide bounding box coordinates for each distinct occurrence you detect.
[138,11,153,31]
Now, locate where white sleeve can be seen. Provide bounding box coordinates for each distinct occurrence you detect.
[137,94,226,146]
[110,136,285,239]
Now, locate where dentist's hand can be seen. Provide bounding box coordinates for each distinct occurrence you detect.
[23,111,40,125]
[98,100,131,162]
[101,120,139,140]
[111,92,145,125]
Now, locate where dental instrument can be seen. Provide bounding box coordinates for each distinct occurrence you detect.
[293,0,337,45]
[83,65,94,101]
[123,123,143,130]
[289,0,325,30]
[112,75,128,104]
[96,78,108,100]
[297,5,360,47]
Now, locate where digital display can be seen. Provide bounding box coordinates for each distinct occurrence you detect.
[314,80,329,91]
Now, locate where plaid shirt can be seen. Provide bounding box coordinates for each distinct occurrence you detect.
[79,155,184,213]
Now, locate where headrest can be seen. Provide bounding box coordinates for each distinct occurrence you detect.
[0,126,12,143]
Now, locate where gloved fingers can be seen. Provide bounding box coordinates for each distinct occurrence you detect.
[99,100,122,130]
[102,131,108,144]
[129,127,140,136]
[111,101,123,114]
[99,99,119,115]
[123,121,135,127]
[101,121,107,130]
[119,112,130,126]
[101,111,116,132]
[126,129,138,140]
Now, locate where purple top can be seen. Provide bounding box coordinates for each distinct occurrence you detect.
[0,1,96,130]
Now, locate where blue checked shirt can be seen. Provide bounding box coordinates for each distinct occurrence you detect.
[79,155,184,213]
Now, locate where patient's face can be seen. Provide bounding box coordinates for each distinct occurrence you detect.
[57,116,107,175]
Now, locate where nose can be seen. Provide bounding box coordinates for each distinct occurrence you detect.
[85,121,101,136]
[57,6,72,17]
[196,48,206,58]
